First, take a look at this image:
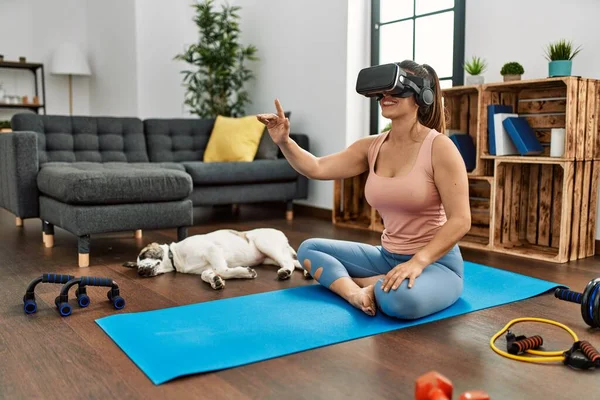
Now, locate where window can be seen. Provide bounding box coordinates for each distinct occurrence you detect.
[370,0,466,134]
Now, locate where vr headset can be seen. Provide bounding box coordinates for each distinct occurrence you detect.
[355,63,434,107]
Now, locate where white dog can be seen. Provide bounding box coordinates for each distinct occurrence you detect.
[123,228,309,290]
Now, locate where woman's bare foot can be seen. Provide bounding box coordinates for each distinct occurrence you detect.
[348,285,377,316]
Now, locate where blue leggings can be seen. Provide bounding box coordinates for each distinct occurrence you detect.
[297,238,464,320]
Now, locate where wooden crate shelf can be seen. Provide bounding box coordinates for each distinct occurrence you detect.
[332,171,379,231]
[442,85,492,176]
[460,176,493,250]
[332,77,600,264]
[480,77,600,161]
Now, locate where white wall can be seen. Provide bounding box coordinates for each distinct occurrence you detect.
[464,0,600,238]
[234,0,350,210]
[346,0,372,147]
[0,0,90,121]
[465,0,600,82]
[86,0,138,117]
[134,0,197,119]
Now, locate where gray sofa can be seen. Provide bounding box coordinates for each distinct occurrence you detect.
[0,113,308,267]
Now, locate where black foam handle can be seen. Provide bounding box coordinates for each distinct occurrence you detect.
[42,274,75,284]
[80,276,113,287]
[554,288,583,304]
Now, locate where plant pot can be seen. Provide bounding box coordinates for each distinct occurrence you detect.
[503,74,521,82]
[466,75,484,85]
[548,60,572,77]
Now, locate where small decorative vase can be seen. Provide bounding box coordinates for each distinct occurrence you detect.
[466,75,484,85]
[548,60,572,77]
[503,74,521,82]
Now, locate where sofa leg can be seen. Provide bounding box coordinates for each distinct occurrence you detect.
[78,235,90,268]
[16,217,23,227]
[286,201,294,221]
[42,221,54,248]
[134,229,143,239]
[177,227,188,242]
[232,204,240,215]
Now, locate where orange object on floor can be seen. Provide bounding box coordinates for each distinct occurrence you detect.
[459,391,491,400]
[415,371,453,400]
[415,371,490,400]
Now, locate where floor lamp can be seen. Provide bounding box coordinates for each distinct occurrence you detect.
[50,43,91,115]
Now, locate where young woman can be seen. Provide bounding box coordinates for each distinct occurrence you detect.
[256,60,471,319]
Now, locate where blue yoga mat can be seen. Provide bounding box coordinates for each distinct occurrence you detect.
[96,262,563,385]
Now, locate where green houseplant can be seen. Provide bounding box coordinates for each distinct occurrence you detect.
[174,0,258,118]
[544,39,581,77]
[464,56,487,85]
[500,62,524,82]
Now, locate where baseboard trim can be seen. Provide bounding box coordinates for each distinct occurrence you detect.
[294,204,331,220]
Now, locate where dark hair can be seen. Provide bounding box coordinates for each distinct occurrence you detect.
[397,60,446,134]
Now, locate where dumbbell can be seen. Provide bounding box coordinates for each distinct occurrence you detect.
[554,278,600,328]
[415,371,490,400]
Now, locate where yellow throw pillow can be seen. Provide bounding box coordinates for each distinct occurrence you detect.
[203,115,266,162]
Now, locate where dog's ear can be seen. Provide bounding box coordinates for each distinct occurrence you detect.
[122,261,138,268]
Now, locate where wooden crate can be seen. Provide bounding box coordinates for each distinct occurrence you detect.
[332,171,374,231]
[480,77,599,161]
[442,85,492,176]
[491,159,573,262]
[569,160,600,260]
[460,176,493,250]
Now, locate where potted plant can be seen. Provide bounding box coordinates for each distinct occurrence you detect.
[0,120,11,132]
[544,39,582,77]
[464,56,487,85]
[500,62,524,81]
[174,0,258,117]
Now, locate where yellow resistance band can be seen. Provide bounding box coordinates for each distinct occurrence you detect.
[490,317,579,363]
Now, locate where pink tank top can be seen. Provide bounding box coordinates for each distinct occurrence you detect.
[364,129,447,254]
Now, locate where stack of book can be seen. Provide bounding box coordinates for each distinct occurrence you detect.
[487,104,543,156]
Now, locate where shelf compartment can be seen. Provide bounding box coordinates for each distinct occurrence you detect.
[442,85,492,176]
[480,77,598,162]
[461,176,493,250]
[333,172,373,231]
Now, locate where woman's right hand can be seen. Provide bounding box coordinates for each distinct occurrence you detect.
[257,98,290,145]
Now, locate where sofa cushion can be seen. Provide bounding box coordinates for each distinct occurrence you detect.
[11,114,149,164]
[144,118,215,162]
[37,162,192,205]
[182,159,298,185]
[203,115,266,162]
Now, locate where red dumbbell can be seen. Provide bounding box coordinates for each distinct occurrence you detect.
[415,371,453,400]
[416,371,490,400]
[459,391,490,400]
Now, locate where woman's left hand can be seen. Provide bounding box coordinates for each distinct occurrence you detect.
[381,259,425,292]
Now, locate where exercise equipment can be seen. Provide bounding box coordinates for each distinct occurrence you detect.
[554,278,600,328]
[23,273,76,314]
[355,62,434,107]
[56,276,125,317]
[415,371,489,400]
[23,273,125,316]
[96,262,561,385]
[490,317,600,370]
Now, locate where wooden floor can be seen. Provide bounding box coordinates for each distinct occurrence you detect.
[1,204,599,399]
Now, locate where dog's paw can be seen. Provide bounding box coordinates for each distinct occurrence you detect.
[277,268,292,280]
[211,275,225,290]
[122,261,138,268]
[246,267,258,278]
[303,269,313,280]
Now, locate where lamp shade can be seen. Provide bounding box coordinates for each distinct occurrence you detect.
[50,43,91,76]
